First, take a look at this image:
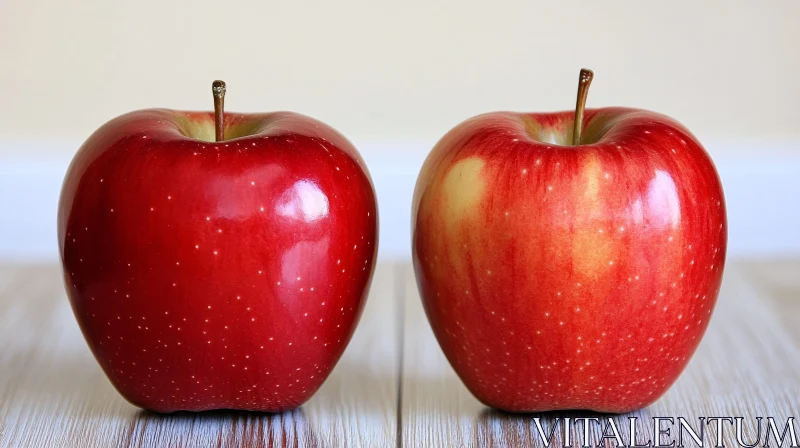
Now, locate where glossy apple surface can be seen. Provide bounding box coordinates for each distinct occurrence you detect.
[58,109,378,412]
[412,108,726,413]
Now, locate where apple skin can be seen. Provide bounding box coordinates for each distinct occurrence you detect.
[412,108,726,413]
[58,109,378,412]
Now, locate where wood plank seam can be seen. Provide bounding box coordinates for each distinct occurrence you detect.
[395,263,407,448]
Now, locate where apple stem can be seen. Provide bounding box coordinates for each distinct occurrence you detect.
[212,80,226,142]
[572,68,594,146]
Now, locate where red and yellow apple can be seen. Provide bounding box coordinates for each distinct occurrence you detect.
[412,70,726,413]
[58,82,378,412]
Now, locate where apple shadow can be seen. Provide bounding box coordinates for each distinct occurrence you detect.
[399,372,648,447]
[128,357,396,445]
[133,407,321,447]
[125,358,395,445]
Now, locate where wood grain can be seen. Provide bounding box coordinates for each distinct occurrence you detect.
[738,259,800,344]
[0,263,398,447]
[2,261,799,447]
[400,263,800,447]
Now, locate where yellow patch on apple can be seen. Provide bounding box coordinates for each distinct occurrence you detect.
[439,156,486,227]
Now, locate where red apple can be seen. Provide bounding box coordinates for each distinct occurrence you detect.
[58,82,378,412]
[412,70,726,413]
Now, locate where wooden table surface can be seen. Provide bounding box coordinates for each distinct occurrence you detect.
[1,261,798,447]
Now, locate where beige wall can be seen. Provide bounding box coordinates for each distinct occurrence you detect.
[1,1,798,147]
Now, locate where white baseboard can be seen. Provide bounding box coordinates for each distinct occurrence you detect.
[1,137,799,261]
